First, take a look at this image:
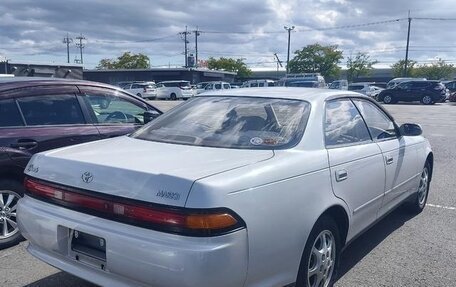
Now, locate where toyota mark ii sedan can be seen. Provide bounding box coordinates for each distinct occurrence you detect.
[17,88,433,287]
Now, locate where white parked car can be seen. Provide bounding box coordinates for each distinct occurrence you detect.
[329,80,348,90]
[18,88,433,287]
[348,82,379,97]
[123,82,156,99]
[195,81,231,94]
[156,80,194,100]
[241,79,275,88]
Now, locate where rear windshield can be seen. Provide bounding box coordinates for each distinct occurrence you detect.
[132,96,310,149]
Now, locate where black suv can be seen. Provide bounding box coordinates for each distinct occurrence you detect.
[377,80,447,105]
[0,77,162,249]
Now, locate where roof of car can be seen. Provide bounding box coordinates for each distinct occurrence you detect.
[197,87,364,103]
[0,77,118,93]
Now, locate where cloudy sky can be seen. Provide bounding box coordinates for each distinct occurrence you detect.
[1,0,455,70]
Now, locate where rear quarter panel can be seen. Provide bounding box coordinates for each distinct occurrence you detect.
[186,150,350,287]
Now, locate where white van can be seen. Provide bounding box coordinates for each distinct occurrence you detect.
[277,73,326,88]
[196,81,231,94]
[156,80,195,100]
[241,79,275,88]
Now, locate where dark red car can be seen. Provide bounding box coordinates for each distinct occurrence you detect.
[449,91,456,102]
[0,77,162,248]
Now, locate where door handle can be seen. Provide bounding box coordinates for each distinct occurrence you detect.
[385,156,394,165]
[10,140,38,150]
[335,169,348,182]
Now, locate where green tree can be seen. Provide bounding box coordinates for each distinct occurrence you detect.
[346,52,378,82]
[288,44,343,79]
[207,57,252,78]
[391,59,417,77]
[415,59,454,80]
[97,52,150,69]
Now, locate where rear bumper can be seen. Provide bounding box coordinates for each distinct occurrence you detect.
[434,94,447,102]
[18,196,249,287]
[143,92,157,99]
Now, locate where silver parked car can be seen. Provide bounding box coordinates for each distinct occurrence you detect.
[18,88,432,287]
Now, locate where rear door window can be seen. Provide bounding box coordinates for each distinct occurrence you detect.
[17,95,85,125]
[0,99,24,127]
[348,85,363,91]
[412,82,429,89]
[325,99,371,147]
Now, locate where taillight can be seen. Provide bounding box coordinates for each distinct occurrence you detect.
[24,177,244,236]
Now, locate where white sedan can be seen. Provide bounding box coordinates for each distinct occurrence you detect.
[18,88,433,287]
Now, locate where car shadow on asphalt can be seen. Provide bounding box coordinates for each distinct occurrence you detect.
[335,207,417,282]
[25,272,99,287]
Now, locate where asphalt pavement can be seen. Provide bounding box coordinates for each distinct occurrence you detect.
[2,100,456,287]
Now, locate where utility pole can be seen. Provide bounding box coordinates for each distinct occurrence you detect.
[404,11,412,77]
[284,26,295,74]
[179,26,191,68]
[63,33,73,64]
[194,27,200,68]
[75,34,86,65]
[274,53,283,79]
[3,59,8,74]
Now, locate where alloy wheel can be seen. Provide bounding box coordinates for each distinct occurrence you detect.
[307,230,336,287]
[422,95,432,105]
[0,190,21,240]
[383,95,392,104]
[418,167,429,207]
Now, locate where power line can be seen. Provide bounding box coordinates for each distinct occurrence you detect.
[199,18,407,35]
[91,35,177,44]
[413,17,456,21]
[297,18,407,32]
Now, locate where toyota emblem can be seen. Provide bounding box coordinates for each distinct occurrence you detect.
[81,172,94,183]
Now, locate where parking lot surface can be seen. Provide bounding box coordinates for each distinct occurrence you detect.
[2,101,456,287]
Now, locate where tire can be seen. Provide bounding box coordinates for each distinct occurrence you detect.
[136,93,143,98]
[0,179,25,250]
[405,162,431,213]
[170,93,177,101]
[421,95,433,105]
[383,94,394,104]
[296,216,341,287]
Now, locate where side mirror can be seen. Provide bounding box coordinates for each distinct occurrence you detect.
[399,123,422,136]
[144,110,160,124]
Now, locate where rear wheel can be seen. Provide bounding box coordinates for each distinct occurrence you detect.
[0,180,24,250]
[421,95,433,105]
[170,93,177,100]
[296,216,341,287]
[383,94,394,104]
[136,93,142,98]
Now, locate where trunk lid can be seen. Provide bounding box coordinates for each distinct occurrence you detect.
[25,136,273,207]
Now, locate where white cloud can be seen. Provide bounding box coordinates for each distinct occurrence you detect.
[0,0,455,68]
